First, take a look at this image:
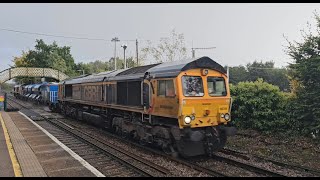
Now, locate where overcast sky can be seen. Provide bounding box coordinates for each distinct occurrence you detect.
[1,3,320,72]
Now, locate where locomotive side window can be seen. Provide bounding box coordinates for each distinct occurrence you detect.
[166,80,175,97]
[207,77,227,96]
[157,80,175,97]
[158,80,166,96]
[182,76,204,97]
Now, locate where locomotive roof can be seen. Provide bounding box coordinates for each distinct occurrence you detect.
[61,56,226,84]
[33,82,48,89]
[62,69,127,85]
[147,56,226,78]
[26,84,37,89]
[107,63,160,81]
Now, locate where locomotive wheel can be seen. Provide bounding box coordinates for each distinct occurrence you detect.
[139,139,147,146]
[162,144,179,158]
[162,145,172,154]
[122,130,129,139]
[115,126,122,136]
[130,131,139,141]
[205,127,227,156]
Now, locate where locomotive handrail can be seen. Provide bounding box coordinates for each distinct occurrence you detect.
[0,67,69,84]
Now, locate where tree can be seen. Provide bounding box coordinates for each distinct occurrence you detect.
[0,83,14,92]
[12,51,29,67]
[75,57,137,75]
[141,29,187,63]
[13,39,77,83]
[12,52,37,84]
[246,61,290,91]
[227,61,290,91]
[285,12,320,138]
[227,65,249,85]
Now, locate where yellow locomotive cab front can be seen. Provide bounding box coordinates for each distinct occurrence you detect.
[177,68,231,129]
[171,68,236,157]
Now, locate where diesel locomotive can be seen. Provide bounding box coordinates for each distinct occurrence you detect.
[14,56,236,157]
[57,56,236,157]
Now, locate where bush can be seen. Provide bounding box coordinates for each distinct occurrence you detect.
[230,79,291,133]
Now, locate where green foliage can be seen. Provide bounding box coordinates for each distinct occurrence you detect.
[13,39,77,83]
[285,12,320,138]
[0,83,14,92]
[228,65,249,85]
[230,79,291,133]
[75,57,137,75]
[228,61,290,91]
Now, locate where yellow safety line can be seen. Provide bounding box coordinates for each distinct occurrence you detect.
[0,113,23,177]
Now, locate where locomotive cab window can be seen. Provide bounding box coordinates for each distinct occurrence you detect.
[182,76,204,97]
[207,77,227,96]
[157,80,175,97]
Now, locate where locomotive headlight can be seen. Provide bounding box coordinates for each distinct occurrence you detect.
[224,113,230,120]
[184,116,192,124]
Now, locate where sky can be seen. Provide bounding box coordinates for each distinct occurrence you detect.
[1,3,320,72]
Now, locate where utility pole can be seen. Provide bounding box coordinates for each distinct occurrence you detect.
[111,37,120,70]
[226,66,229,84]
[136,39,139,66]
[191,47,216,58]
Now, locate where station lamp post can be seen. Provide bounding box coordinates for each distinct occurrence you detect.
[121,44,127,69]
[111,37,120,70]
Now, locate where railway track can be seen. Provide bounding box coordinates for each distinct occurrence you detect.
[49,116,282,177]
[6,96,171,177]
[7,95,319,177]
[210,154,285,177]
[58,117,320,177]
[6,96,228,177]
[221,148,320,176]
[55,117,228,177]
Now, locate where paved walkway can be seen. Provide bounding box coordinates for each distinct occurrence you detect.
[0,112,14,177]
[1,111,46,177]
[0,110,98,177]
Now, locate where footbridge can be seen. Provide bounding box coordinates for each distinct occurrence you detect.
[0,67,69,84]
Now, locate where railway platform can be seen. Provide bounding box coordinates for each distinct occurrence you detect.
[0,110,99,177]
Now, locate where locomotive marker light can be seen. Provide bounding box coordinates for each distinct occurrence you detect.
[201,69,209,76]
[224,113,230,121]
[184,116,192,124]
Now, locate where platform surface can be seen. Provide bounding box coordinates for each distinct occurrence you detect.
[0,115,14,177]
[0,110,98,177]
